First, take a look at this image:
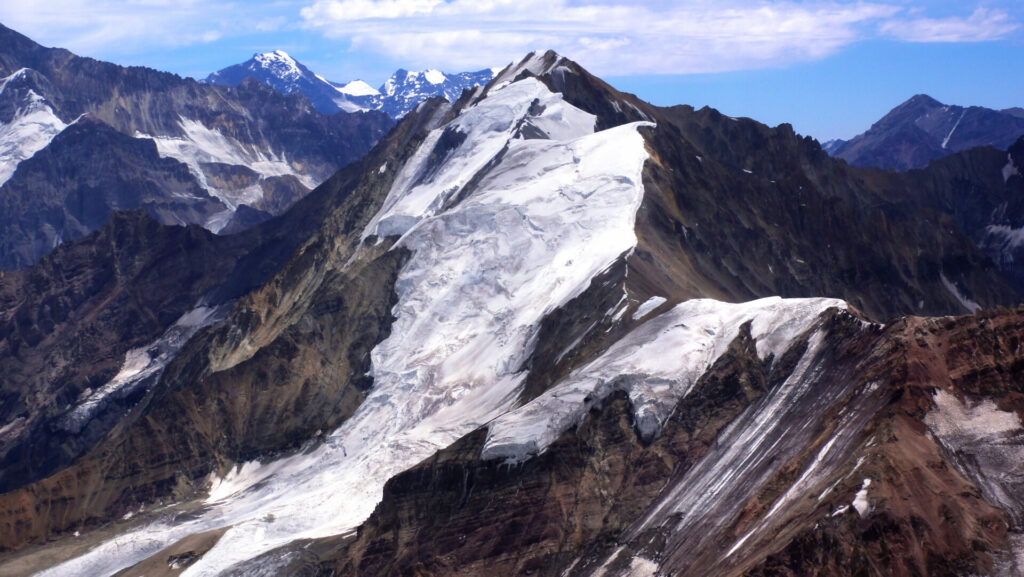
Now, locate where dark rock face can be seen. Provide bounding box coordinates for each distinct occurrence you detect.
[0,24,393,270]
[0,210,245,493]
[0,117,225,269]
[829,94,1024,171]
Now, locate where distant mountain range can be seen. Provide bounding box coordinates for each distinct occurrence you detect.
[0,24,392,269]
[203,50,498,118]
[826,94,1024,171]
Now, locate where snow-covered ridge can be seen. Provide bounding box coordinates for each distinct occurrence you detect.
[483,297,846,463]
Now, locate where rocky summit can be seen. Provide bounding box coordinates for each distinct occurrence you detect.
[827,94,1024,171]
[1,41,1024,577]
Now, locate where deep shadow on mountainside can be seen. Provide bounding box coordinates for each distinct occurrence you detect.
[0,51,1022,577]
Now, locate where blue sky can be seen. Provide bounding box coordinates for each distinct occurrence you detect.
[2,0,1021,140]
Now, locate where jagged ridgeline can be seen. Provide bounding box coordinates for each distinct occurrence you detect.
[1,46,1024,577]
[0,23,393,270]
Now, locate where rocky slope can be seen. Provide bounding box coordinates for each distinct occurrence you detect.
[0,24,392,269]
[0,51,1022,577]
[828,94,1024,171]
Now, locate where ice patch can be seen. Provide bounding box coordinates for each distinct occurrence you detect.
[631,296,666,321]
[925,389,1024,526]
[139,117,316,224]
[852,478,872,516]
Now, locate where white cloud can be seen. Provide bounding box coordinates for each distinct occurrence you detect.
[880,7,1019,42]
[299,0,1021,74]
[0,0,254,56]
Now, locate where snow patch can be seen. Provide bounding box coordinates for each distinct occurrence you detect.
[423,69,446,85]
[940,273,981,313]
[852,478,872,516]
[337,79,380,97]
[941,109,966,149]
[632,296,666,321]
[1004,153,1019,183]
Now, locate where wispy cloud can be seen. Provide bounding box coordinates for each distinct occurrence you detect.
[880,7,1019,42]
[0,0,276,56]
[300,0,913,74]
[1,0,1019,76]
[297,0,1023,74]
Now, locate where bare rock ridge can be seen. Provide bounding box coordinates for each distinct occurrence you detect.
[0,23,393,269]
[0,48,1022,577]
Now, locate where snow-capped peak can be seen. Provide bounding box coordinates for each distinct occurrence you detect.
[251,50,302,80]
[337,79,380,97]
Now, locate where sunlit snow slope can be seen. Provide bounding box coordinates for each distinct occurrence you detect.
[35,61,849,577]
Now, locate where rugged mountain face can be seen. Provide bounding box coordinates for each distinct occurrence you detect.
[1,51,1023,577]
[0,24,393,269]
[828,94,1024,171]
[205,51,496,119]
[203,50,365,115]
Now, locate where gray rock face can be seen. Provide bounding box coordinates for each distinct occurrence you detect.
[828,94,1024,171]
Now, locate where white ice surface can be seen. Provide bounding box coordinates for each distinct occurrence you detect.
[423,69,446,85]
[0,71,68,186]
[337,79,380,97]
[631,296,666,321]
[140,116,316,225]
[484,297,845,463]
[852,478,872,516]
[38,75,652,577]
